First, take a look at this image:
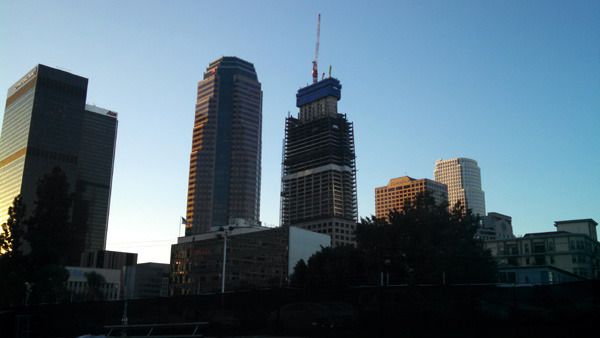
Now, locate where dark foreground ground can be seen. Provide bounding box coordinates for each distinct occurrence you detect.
[1,281,599,338]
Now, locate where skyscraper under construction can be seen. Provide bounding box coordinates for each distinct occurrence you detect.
[185,57,262,235]
[280,77,358,247]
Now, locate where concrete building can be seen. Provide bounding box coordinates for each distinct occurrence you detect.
[170,226,329,295]
[80,249,138,270]
[484,219,599,281]
[477,212,514,241]
[375,176,448,220]
[434,158,486,216]
[65,266,121,301]
[280,77,357,247]
[0,65,118,263]
[185,57,262,235]
[124,263,169,299]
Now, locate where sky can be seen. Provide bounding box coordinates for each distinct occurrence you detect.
[1,0,599,263]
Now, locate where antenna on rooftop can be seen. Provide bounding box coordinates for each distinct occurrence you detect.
[312,13,321,84]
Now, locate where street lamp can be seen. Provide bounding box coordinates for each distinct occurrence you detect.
[219,226,233,294]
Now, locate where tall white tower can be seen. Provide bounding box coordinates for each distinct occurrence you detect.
[434,158,486,216]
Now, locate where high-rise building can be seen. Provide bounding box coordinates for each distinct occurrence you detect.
[375,176,448,220]
[0,65,117,263]
[434,158,486,216]
[280,77,358,247]
[185,57,262,235]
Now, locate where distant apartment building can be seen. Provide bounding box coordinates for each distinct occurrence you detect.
[434,158,485,216]
[0,65,118,263]
[185,57,262,235]
[124,263,169,299]
[170,226,329,295]
[375,176,448,220]
[280,77,358,247]
[484,219,599,282]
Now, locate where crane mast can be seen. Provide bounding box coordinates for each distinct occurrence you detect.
[312,14,321,84]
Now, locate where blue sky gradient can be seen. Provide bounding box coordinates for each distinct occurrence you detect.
[1,0,598,262]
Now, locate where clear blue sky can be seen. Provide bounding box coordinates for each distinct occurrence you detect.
[1,0,598,263]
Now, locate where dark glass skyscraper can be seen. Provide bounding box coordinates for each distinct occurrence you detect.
[185,57,262,235]
[0,65,117,263]
[280,77,358,247]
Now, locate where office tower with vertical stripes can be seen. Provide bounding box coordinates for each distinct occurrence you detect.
[185,57,262,235]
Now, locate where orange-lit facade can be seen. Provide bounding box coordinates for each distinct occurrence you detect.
[185,57,262,235]
[375,176,448,220]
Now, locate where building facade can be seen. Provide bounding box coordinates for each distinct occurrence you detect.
[185,57,262,235]
[170,226,329,295]
[433,158,486,216]
[477,212,514,241]
[375,176,448,220]
[484,219,599,280]
[124,263,169,299]
[65,266,122,301]
[0,65,117,262]
[280,77,357,247]
[80,249,138,270]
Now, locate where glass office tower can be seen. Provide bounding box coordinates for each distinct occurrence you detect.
[185,57,262,235]
[0,65,117,263]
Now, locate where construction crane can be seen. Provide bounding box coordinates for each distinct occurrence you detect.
[312,14,321,84]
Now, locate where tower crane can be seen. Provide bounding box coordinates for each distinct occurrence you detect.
[312,14,321,84]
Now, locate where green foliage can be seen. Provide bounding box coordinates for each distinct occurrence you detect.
[291,193,496,288]
[0,168,75,307]
[359,195,496,285]
[26,167,75,267]
[0,195,25,255]
[292,245,367,289]
[0,195,27,307]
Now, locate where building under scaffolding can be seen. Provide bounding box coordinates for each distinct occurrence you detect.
[280,77,358,247]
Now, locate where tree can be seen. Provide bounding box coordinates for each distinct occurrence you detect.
[26,167,75,267]
[357,193,496,285]
[291,245,367,289]
[24,167,74,304]
[0,195,27,307]
[84,271,106,301]
[290,259,308,287]
[0,195,25,255]
[294,193,497,289]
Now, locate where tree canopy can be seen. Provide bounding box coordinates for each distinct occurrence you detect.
[0,167,74,307]
[292,193,496,288]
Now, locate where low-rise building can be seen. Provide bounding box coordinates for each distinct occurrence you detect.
[80,249,138,270]
[485,219,599,282]
[476,212,514,241]
[170,226,330,295]
[66,266,121,301]
[124,263,170,299]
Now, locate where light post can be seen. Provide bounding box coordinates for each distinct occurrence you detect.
[221,229,228,294]
[219,226,233,294]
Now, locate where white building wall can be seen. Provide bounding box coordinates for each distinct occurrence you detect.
[287,226,331,275]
